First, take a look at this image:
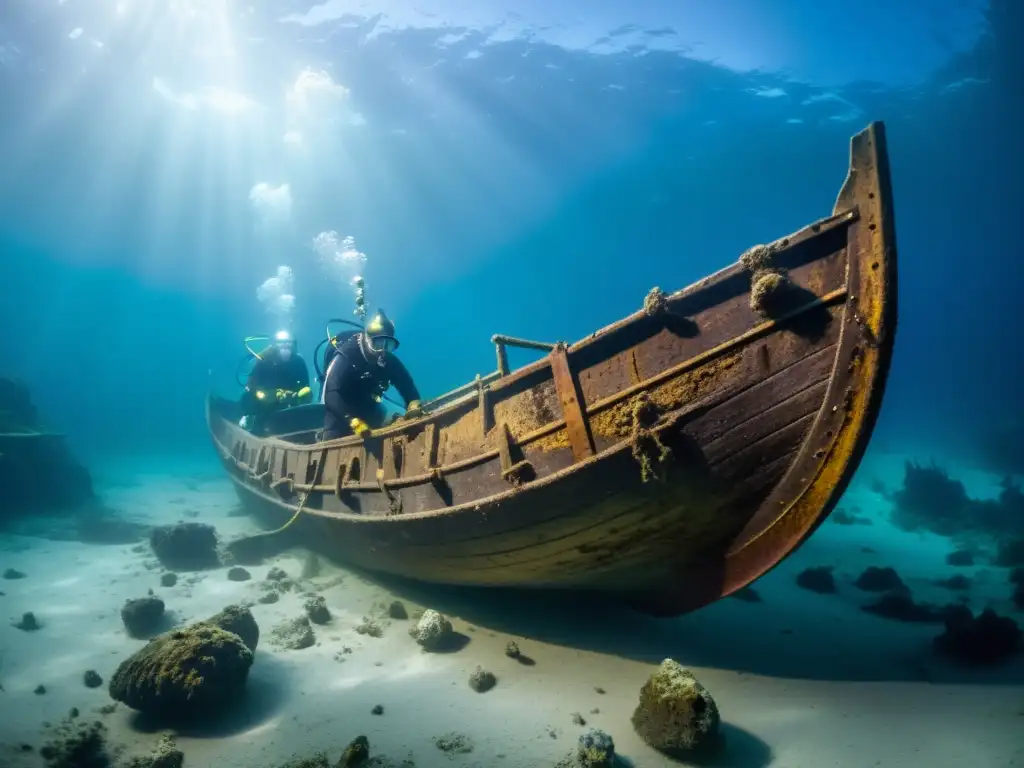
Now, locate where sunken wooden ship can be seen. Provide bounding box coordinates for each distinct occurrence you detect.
[208,121,898,615]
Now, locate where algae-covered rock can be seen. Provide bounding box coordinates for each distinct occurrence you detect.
[338,735,369,767]
[39,718,110,768]
[387,600,408,619]
[631,659,720,755]
[14,611,40,631]
[468,666,496,693]
[122,735,184,768]
[121,596,166,638]
[304,595,331,625]
[202,603,260,651]
[409,609,453,651]
[556,728,616,768]
[150,522,219,570]
[270,616,316,650]
[108,624,253,717]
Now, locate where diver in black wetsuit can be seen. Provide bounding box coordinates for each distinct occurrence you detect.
[320,309,423,440]
[240,330,312,434]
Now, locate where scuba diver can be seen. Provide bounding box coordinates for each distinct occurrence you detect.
[239,330,312,434]
[320,309,423,440]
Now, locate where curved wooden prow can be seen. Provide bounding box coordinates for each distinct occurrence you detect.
[633,121,898,615]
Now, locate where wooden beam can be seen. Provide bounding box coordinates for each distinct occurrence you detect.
[549,344,595,461]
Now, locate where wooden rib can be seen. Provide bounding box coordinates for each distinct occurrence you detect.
[549,344,595,461]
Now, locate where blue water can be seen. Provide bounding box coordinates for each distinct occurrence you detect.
[0,2,1022,766]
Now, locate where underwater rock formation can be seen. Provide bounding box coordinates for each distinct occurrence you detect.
[14,611,40,631]
[270,616,316,650]
[109,605,259,718]
[121,596,166,638]
[631,659,720,756]
[3,567,26,579]
[468,666,496,692]
[854,566,906,592]
[0,377,95,517]
[303,595,331,625]
[387,600,408,619]
[555,729,616,768]
[933,606,1022,664]
[892,462,1024,541]
[149,522,220,571]
[39,718,110,768]
[409,609,454,650]
[227,566,251,581]
[159,573,177,587]
[946,549,975,567]
[795,565,836,594]
[861,593,945,623]
[122,735,184,768]
[355,616,383,637]
[83,670,103,689]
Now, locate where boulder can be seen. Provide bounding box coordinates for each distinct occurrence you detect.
[149,523,219,571]
[121,597,166,638]
[409,609,454,651]
[108,605,259,718]
[631,659,720,755]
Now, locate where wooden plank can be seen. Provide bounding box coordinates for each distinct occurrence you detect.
[549,344,595,461]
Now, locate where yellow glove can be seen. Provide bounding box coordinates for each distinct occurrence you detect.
[404,400,425,419]
[350,418,372,438]
[297,386,311,403]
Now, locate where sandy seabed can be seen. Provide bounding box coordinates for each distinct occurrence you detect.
[0,448,1022,768]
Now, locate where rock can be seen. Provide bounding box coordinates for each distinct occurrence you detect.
[468,666,496,692]
[202,604,260,651]
[14,611,40,631]
[159,573,177,587]
[433,733,474,755]
[338,735,369,767]
[934,606,1022,664]
[227,567,251,582]
[854,566,906,592]
[303,595,331,625]
[570,712,586,726]
[258,591,280,605]
[796,566,836,594]
[935,574,971,591]
[946,549,975,567]
[69,708,79,718]
[109,624,254,718]
[122,735,184,768]
[3,568,26,579]
[505,641,521,659]
[149,523,219,571]
[266,566,289,581]
[555,729,616,768]
[83,670,103,689]
[270,617,316,650]
[121,597,166,638]
[861,593,945,623]
[371,704,384,715]
[409,609,454,651]
[35,684,46,695]
[632,659,720,755]
[301,553,321,579]
[39,718,109,768]
[387,600,408,619]
[355,616,383,637]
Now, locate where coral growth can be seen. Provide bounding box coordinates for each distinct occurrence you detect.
[303,595,332,625]
[631,658,720,755]
[468,666,496,692]
[556,729,617,768]
[39,718,110,768]
[409,609,454,651]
